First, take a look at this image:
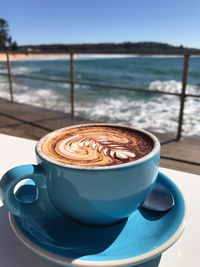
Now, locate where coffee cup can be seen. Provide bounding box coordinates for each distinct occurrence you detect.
[0,124,160,225]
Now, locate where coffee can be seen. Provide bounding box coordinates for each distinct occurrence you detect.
[1,124,159,225]
[40,125,153,167]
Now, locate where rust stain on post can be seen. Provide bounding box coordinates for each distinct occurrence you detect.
[70,53,75,118]
[6,51,14,102]
[177,54,190,140]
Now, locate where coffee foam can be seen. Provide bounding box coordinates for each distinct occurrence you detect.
[41,126,153,167]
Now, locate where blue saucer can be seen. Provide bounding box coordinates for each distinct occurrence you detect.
[9,172,186,267]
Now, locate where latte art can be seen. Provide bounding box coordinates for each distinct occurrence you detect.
[55,134,136,165]
[41,126,153,167]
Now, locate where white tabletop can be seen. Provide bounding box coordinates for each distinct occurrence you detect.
[0,133,199,267]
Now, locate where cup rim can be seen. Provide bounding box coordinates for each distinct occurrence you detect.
[36,123,160,170]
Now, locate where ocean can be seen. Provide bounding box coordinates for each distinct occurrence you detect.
[0,55,199,136]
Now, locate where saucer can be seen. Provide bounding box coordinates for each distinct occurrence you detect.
[9,172,186,267]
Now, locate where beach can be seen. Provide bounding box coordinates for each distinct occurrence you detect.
[0,53,68,61]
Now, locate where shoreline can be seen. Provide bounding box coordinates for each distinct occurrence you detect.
[0,53,132,61]
[0,53,69,62]
[0,53,187,62]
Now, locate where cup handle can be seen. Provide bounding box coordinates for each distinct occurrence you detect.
[0,164,61,219]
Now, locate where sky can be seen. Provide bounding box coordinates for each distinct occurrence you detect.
[1,0,200,48]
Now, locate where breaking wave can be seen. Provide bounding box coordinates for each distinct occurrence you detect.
[0,57,199,136]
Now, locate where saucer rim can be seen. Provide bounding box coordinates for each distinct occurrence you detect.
[9,172,187,267]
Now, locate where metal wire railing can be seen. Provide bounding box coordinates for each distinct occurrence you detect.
[0,51,199,140]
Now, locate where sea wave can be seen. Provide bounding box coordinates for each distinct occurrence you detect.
[0,76,199,136]
[12,66,42,75]
[149,80,200,95]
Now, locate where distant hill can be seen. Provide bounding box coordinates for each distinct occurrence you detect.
[10,42,200,55]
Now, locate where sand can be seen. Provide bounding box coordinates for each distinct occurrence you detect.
[0,53,68,62]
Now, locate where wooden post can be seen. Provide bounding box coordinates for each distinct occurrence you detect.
[6,51,14,102]
[70,53,75,118]
[177,54,190,140]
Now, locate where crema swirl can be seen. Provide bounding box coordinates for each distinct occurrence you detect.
[40,126,153,167]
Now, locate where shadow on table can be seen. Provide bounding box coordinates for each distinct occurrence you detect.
[0,206,56,267]
[132,255,162,267]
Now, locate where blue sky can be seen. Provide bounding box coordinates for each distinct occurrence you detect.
[1,0,200,48]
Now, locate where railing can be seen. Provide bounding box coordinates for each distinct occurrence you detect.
[0,51,200,140]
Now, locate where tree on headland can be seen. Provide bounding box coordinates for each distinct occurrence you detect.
[0,18,18,51]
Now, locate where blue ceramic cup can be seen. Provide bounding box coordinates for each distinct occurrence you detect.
[0,124,160,225]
